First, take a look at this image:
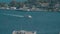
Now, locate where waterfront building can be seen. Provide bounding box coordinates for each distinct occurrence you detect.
[41,3,49,7]
[10,7,16,9]
[54,3,60,8]
[31,5,36,11]
[0,7,5,9]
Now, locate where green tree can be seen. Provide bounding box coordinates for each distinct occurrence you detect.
[9,0,17,7]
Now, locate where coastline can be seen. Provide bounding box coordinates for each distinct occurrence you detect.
[0,7,60,12]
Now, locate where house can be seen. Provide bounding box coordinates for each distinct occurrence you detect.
[10,7,16,9]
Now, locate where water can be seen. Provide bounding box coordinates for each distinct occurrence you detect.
[0,10,60,34]
[0,0,27,3]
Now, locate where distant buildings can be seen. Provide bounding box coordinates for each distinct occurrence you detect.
[0,0,60,11]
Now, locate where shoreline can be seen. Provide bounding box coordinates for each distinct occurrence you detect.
[0,7,60,12]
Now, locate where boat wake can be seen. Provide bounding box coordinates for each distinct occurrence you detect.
[0,13,32,18]
[0,13,24,18]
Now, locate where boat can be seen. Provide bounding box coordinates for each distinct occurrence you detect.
[12,30,36,34]
[28,15,32,18]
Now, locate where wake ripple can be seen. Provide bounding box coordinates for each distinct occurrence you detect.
[0,13,24,17]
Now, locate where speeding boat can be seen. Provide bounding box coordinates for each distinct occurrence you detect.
[28,15,32,18]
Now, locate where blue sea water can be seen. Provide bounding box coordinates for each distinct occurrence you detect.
[0,0,27,3]
[0,10,60,34]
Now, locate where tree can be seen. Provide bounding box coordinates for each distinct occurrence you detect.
[0,2,8,7]
[9,0,17,7]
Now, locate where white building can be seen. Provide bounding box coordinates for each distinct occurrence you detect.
[10,7,16,9]
[41,3,49,7]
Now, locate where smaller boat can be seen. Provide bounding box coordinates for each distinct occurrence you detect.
[28,15,32,18]
[24,15,32,19]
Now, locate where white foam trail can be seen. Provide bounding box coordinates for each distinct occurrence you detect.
[0,13,24,17]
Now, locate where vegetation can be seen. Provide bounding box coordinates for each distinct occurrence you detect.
[0,0,60,11]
